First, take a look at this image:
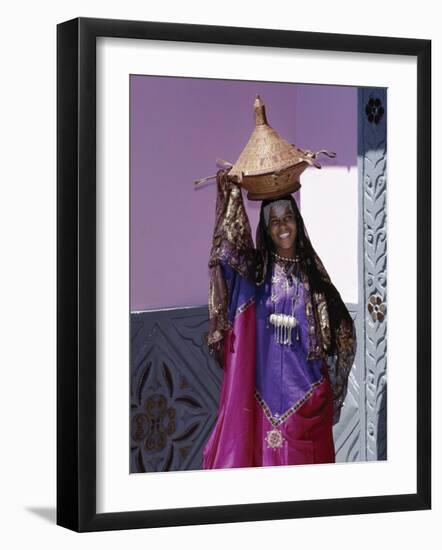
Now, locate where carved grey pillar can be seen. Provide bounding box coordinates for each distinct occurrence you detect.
[360,88,388,461]
[333,87,387,463]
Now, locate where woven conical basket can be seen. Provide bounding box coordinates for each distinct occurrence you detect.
[228,96,321,200]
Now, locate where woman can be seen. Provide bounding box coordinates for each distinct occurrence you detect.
[203,169,356,469]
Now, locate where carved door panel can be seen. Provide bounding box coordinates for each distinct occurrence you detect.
[130,307,222,472]
[333,88,387,462]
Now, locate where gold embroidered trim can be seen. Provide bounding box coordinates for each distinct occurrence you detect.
[301,271,318,357]
[235,296,255,319]
[254,376,326,427]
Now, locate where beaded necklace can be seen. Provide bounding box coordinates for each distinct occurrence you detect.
[271,251,299,264]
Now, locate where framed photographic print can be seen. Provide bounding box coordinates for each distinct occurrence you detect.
[57,17,431,532]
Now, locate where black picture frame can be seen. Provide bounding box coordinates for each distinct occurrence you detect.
[57,17,431,532]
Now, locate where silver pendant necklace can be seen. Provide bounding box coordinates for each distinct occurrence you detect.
[268,260,301,345]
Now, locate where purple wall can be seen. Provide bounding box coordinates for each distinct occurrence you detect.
[130,76,356,311]
[295,85,357,168]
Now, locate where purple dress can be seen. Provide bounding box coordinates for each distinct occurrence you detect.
[254,259,334,465]
[203,258,335,468]
[256,260,325,418]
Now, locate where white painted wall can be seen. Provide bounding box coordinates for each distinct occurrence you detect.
[301,166,359,304]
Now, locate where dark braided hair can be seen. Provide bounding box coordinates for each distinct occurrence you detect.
[255,195,354,358]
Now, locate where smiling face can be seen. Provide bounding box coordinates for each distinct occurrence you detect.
[267,204,297,257]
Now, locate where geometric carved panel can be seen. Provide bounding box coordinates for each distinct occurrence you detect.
[130,306,222,472]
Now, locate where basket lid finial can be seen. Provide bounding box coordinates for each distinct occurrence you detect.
[254,95,268,126]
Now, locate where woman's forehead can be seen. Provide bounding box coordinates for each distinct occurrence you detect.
[263,199,293,225]
[269,203,292,219]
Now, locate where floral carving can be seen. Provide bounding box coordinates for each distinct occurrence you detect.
[132,394,176,452]
[367,295,386,322]
[365,97,385,124]
[131,344,211,472]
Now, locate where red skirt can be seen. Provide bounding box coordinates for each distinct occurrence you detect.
[253,375,335,467]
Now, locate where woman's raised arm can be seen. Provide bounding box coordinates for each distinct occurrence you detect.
[209,170,255,277]
[202,169,258,468]
[206,169,256,362]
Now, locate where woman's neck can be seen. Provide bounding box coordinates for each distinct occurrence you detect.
[275,247,296,259]
[272,251,299,266]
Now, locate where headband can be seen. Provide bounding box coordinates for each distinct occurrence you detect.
[263,199,293,226]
